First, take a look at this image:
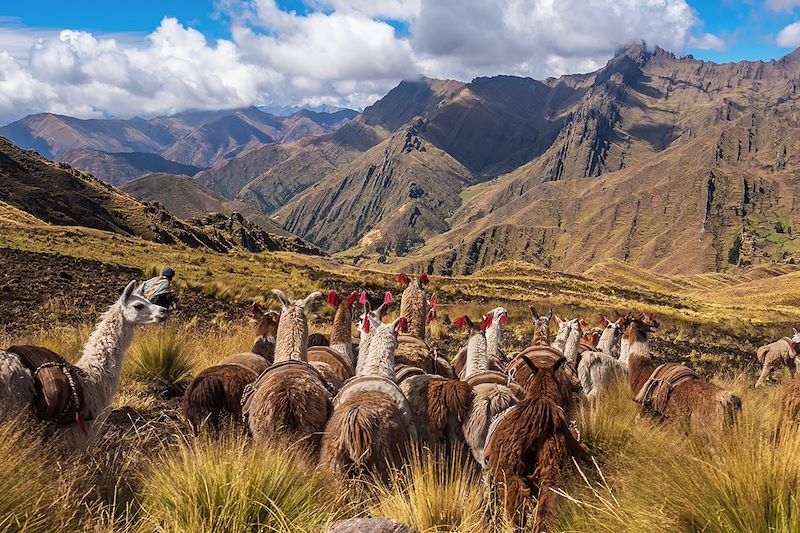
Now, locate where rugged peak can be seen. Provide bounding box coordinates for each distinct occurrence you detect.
[612,40,653,66]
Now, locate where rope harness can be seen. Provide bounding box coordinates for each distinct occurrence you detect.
[634,363,699,417]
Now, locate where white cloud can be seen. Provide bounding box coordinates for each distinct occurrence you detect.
[778,20,800,47]
[0,0,725,123]
[689,32,727,51]
[766,0,800,12]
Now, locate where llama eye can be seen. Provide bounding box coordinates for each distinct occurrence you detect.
[134,303,144,310]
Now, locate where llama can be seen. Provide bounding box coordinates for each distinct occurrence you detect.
[399,314,475,448]
[306,291,360,386]
[577,317,627,401]
[626,318,741,433]
[511,318,582,388]
[457,315,522,466]
[484,356,589,530]
[182,306,280,434]
[619,312,655,364]
[243,290,335,448]
[319,317,417,481]
[355,292,392,375]
[394,273,439,373]
[484,307,509,370]
[0,281,167,451]
[452,312,505,379]
[530,307,554,347]
[755,329,800,387]
[779,377,800,428]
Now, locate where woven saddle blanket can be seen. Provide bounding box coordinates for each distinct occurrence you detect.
[634,363,698,415]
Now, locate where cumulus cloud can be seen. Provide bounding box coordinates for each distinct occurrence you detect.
[0,0,724,123]
[766,0,800,12]
[777,20,800,47]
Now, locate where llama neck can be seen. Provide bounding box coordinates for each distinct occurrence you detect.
[74,303,133,410]
[464,333,489,379]
[531,326,550,347]
[563,328,582,362]
[485,321,502,359]
[358,330,397,380]
[274,309,308,363]
[552,328,569,352]
[400,285,427,339]
[251,333,276,361]
[355,326,372,376]
[626,336,654,394]
[597,328,616,355]
[330,304,354,366]
[618,336,631,364]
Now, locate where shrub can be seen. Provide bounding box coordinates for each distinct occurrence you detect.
[125,329,195,392]
[137,436,340,532]
[368,446,489,533]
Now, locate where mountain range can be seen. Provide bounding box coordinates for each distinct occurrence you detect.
[4,42,800,276]
[0,106,357,185]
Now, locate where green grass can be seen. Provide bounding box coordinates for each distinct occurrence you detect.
[137,436,342,533]
[125,329,195,390]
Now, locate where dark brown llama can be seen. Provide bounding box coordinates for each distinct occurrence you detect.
[485,356,589,530]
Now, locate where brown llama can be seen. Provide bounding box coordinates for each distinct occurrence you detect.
[485,356,589,530]
[393,273,442,374]
[320,317,417,481]
[779,378,800,429]
[452,309,508,378]
[626,318,741,434]
[306,291,360,386]
[244,290,335,448]
[182,304,280,434]
[400,315,474,448]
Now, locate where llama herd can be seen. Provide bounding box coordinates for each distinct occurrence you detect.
[2,273,800,530]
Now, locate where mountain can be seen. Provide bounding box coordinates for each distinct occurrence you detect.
[0,136,321,255]
[120,172,291,236]
[259,104,357,116]
[276,45,800,275]
[60,150,202,186]
[0,106,358,183]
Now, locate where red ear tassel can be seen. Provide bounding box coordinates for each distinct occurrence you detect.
[249,301,257,317]
[362,316,371,333]
[420,273,429,285]
[427,309,437,324]
[482,315,493,331]
[600,316,609,328]
[499,314,509,326]
[327,291,339,306]
[396,273,410,285]
[345,291,358,307]
[398,317,409,333]
[453,315,467,330]
[429,293,438,307]
[358,291,368,305]
[384,291,393,305]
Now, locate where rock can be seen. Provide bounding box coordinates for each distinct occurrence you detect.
[324,518,418,533]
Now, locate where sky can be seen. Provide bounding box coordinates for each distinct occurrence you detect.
[1,0,800,123]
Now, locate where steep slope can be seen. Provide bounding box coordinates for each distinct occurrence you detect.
[121,172,291,236]
[277,119,473,255]
[399,46,800,275]
[0,137,321,255]
[60,149,202,186]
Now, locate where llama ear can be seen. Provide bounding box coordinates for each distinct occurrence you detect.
[420,273,429,285]
[530,306,539,320]
[362,316,371,333]
[384,291,393,305]
[453,315,467,330]
[600,316,609,328]
[327,291,340,307]
[482,315,494,331]
[522,356,538,375]
[345,291,359,307]
[358,291,368,305]
[552,357,567,374]
[794,327,798,335]
[547,308,554,323]
[271,289,290,309]
[303,291,323,307]
[393,317,408,334]
[396,273,410,285]
[122,280,137,302]
[377,302,390,319]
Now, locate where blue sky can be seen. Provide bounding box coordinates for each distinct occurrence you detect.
[1,0,800,122]
[4,0,800,62]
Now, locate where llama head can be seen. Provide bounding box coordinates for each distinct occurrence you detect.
[255,310,280,339]
[272,289,321,325]
[624,317,655,343]
[368,316,405,350]
[120,280,168,325]
[792,328,800,344]
[486,307,509,326]
[521,355,582,405]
